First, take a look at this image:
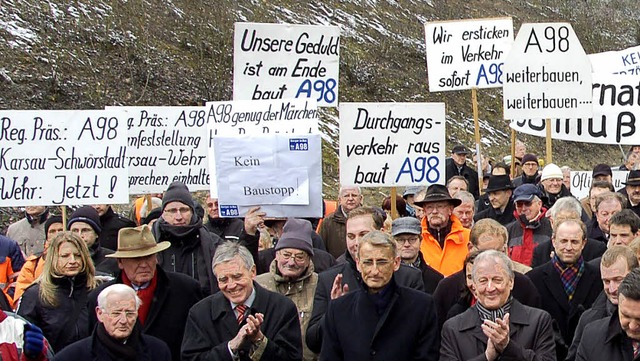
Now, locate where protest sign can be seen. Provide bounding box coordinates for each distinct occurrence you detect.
[206,98,319,198]
[212,134,322,217]
[0,110,128,206]
[589,45,640,75]
[233,23,340,107]
[503,23,592,119]
[569,170,627,199]
[510,73,640,144]
[424,17,514,92]
[110,106,210,194]
[339,103,446,187]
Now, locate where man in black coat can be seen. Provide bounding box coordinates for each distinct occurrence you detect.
[440,250,556,361]
[87,225,203,361]
[56,284,171,361]
[433,218,540,330]
[203,194,245,241]
[445,144,479,199]
[181,242,301,361]
[306,207,425,354]
[526,218,603,360]
[473,174,516,226]
[391,216,443,294]
[576,267,640,361]
[320,231,439,361]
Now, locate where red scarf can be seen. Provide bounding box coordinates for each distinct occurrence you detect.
[122,271,158,325]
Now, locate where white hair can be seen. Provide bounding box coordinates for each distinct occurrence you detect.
[97,284,142,310]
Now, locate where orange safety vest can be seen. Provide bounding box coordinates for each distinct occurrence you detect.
[420,215,470,277]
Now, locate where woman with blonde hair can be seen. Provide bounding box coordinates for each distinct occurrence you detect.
[17,231,97,352]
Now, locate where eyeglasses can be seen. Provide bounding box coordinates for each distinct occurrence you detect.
[106,309,137,320]
[164,207,192,215]
[279,251,308,263]
[394,236,421,244]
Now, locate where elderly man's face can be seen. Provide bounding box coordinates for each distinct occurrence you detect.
[601,256,630,305]
[338,188,363,213]
[275,248,310,280]
[619,294,640,341]
[474,233,507,253]
[453,202,474,229]
[346,215,376,261]
[542,177,563,195]
[589,187,610,212]
[472,258,514,310]
[69,221,98,248]
[627,185,640,205]
[46,222,64,242]
[596,199,622,234]
[214,256,255,305]
[515,198,542,221]
[424,201,453,229]
[394,233,421,263]
[162,201,193,226]
[447,179,467,197]
[96,292,138,341]
[357,243,400,293]
[451,152,467,166]
[515,143,526,158]
[552,222,586,265]
[118,254,158,285]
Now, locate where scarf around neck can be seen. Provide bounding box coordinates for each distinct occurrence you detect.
[476,296,513,322]
[552,253,585,301]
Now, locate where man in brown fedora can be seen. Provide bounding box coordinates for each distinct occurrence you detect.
[474,174,516,225]
[414,184,470,277]
[87,225,203,361]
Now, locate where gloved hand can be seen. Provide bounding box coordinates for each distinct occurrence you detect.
[23,323,44,359]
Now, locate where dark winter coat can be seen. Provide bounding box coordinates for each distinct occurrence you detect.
[473,200,516,226]
[440,300,556,361]
[576,312,636,361]
[181,282,302,361]
[539,183,573,210]
[531,238,607,268]
[318,206,348,259]
[415,252,444,294]
[52,326,171,361]
[204,216,245,241]
[305,251,424,353]
[445,158,480,199]
[98,207,136,251]
[17,275,92,352]
[89,243,119,277]
[152,217,222,295]
[87,268,203,361]
[526,260,603,360]
[566,292,613,361]
[320,279,439,361]
[433,269,541,330]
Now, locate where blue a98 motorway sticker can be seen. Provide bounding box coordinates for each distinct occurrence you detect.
[289,138,309,151]
[219,205,239,217]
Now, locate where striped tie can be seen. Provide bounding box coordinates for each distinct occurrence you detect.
[633,340,640,359]
[236,304,247,325]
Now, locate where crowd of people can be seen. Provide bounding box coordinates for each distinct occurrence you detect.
[0,141,640,360]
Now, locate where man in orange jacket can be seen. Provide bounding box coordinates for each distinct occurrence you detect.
[414,184,470,277]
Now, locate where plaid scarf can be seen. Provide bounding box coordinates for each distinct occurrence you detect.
[476,296,513,322]
[551,253,585,301]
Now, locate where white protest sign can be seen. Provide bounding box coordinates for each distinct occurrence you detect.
[213,134,322,217]
[589,45,640,75]
[503,23,592,119]
[205,98,319,136]
[339,103,446,187]
[0,110,128,206]
[206,99,319,198]
[233,23,340,107]
[108,106,210,194]
[424,17,514,92]
[569,170,627,199]
[510,73,640,144]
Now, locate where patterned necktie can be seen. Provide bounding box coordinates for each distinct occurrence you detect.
[236,304,247,325]
[633,340,640,359]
